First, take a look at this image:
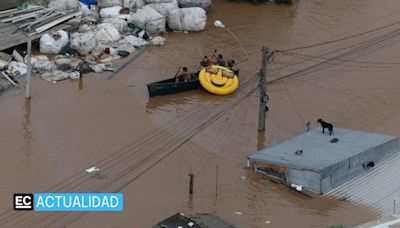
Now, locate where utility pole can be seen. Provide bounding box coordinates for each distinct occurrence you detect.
[25,37,32,99]
[258,46,272,132]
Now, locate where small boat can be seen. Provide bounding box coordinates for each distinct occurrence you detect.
[147,73,200,97]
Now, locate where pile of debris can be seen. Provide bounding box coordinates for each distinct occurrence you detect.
[0,0,210,84]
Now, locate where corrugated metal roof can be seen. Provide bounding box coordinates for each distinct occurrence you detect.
[248,128,397,171]
[326,152,400,215]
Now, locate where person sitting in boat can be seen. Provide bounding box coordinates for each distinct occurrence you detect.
[216,54,226,67]
[227,59,240,76]
[176,67,192,82]
[200,56,212,67]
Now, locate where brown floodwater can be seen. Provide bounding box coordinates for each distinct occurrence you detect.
[2,0,400,227]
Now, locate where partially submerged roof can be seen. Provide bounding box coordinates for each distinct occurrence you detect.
[248,128,398,172]
[154,213,235,228]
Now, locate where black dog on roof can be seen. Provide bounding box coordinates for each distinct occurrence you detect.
[317,118,333,135]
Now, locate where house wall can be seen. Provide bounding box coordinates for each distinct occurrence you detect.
[321,138,399,194]
[285,138,399,194]
[286,169,321,193]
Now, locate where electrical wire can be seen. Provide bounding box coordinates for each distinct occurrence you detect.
[279,20,400,52]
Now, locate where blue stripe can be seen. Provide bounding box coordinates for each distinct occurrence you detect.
[34,193,123,211]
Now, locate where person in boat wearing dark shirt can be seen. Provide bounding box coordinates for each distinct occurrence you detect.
[216,54,226,66]
[227,59,239,76]
[176,67,192,82]
[200,56,212,67]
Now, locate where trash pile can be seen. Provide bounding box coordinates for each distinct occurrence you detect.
[0,0,210,84]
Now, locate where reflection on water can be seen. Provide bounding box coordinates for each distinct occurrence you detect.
[78,76,84,90]
[256,132,266,150]
[22,99,33,166]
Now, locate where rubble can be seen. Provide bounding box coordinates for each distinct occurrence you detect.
[150,36,166,46]
[54,55,73,65]
[119,35,149,47]
[99,6,123,18]
[31,55,55,73]
[95,23,121,43]
[41,70,80,83]
[70,30,98,55]
[7,61,27,76]
[0,0,211,86]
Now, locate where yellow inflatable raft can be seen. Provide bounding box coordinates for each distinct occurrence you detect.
[199,65,239,95]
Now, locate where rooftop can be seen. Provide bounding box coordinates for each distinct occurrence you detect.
[248,128,398,171]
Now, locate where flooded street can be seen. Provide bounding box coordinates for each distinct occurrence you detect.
[2,0,400,227]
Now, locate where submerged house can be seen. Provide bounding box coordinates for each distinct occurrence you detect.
[247,128,400,194]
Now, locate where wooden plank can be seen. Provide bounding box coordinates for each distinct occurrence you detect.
[0,5,43,19]
[1,71,18,87]
[34,12,80,33]
[1,8,51,23]
[0,8,18,16]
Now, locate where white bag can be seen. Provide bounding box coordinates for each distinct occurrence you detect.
[97,0,123,8]
[70,31,98,55]
[40,30,69,54]
[100,6,123,18]
[95,23,121,43]
[178,0,211,11]
[119,35,149,47]
[103,18,128,32]
[129,7,166,34]
[150,36,166,46]
[124,0,145,10]
[31,56,55,72]
[144,1,178,17]
[8,61,27,75]
[168,7,206,31]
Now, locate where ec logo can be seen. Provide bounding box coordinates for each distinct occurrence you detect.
[14,194,33,211]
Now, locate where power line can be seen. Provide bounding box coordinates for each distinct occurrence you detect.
[268,27,400,84]
[279,20,400,52]
[278,50,400,66]
[1,73,261,227]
